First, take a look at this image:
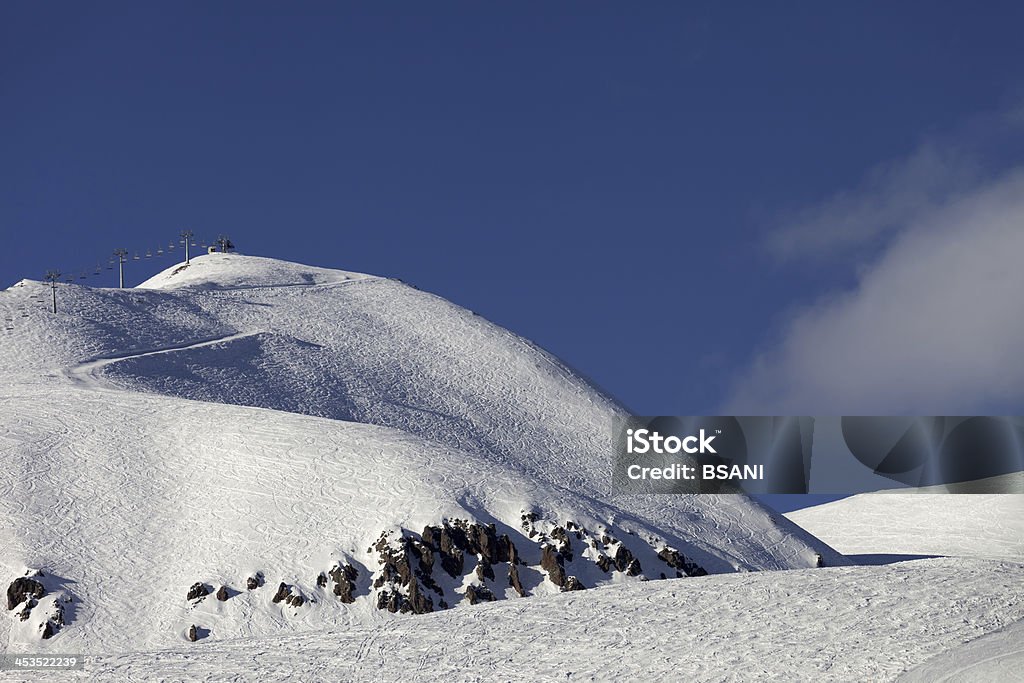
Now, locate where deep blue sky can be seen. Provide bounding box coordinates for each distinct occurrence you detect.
[3,3,1023,510]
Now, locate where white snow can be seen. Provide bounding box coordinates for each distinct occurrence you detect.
[785,490,1024,563]
[3,558,1022,682]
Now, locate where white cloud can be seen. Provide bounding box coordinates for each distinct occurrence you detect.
[727,169,1024,414]
[766,142,982,261]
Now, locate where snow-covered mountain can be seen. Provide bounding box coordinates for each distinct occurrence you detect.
[0,253,842,653]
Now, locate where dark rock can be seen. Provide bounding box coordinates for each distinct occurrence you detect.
[439,550,464,578]
[421,526,465,579]
[216,586,229,601]
[7,577,45,610]
[625,558,643,576]
[508,563,526,597]
[406,579,433,614]
[316,573,327,588]
[613,546,635,573]
[17,598,36,621]
[465,584,495,605]
[41,621,55,639]
[550,526,572,558]
[540,544,566,587]
[286,594,304,607]
[272,582,291,604]
[596,555,612,573]
[409,540,434,575]
[475,561,494,582]
[246,572,264,590]
[376,587,432,615]
[377,591,398,612]
[328,564,358,604]
[657,547,708,577]
[373,534,413,587]
[187,624,198,642]
[186,582,209,602]
[507,539,521,565]
[563,576,586,591]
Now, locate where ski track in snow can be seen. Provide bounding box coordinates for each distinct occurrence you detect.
[2,558,1023,682]
[897,617,1024,682]
[62,332,260,390]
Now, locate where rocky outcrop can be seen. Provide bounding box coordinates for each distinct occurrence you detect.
[186,582,210,602]
[657,547,707,577]
[246,572,264,590]
[16,599,36,621]
[39,602,65,640]
[328,563,359,604]
[357,516,710,617]
[372,533,434,615]
[371,520,525,614]
[549,526,574,561]
[272,582,305,607]
[465,584,496,604]
[611,545,643,576]
[563,576,586,591]
[187,624,198,642]
[508,563,527,597]
[7,576,45,610]
[216,585,230,602]
[540,544,567,588]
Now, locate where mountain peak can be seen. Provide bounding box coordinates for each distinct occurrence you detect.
[136,253,373,291]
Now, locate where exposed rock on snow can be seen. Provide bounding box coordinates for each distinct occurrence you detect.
[6,577,45,611]
[327,564,358,604]
[562,576,586,591]
[186,583,209,602]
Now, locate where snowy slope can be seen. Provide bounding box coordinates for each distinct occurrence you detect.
[0,253,844,653]
[2,557,1022,682]
[785,491,1024,562]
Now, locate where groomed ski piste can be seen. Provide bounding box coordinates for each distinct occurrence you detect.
[1,253,1021,681]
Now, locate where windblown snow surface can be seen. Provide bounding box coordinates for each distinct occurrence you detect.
[0,254,1021,681]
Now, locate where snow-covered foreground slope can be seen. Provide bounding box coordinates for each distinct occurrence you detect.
[0,254,843,653]
[2,558,1021,682]
[786,492,1024,562]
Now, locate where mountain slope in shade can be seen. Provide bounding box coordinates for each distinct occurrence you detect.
[1,253,843,652]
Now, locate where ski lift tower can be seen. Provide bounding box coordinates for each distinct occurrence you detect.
[181,229,194,264]
[113,249,128,288]
[215,235,235,253]
[44,271,61,313]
